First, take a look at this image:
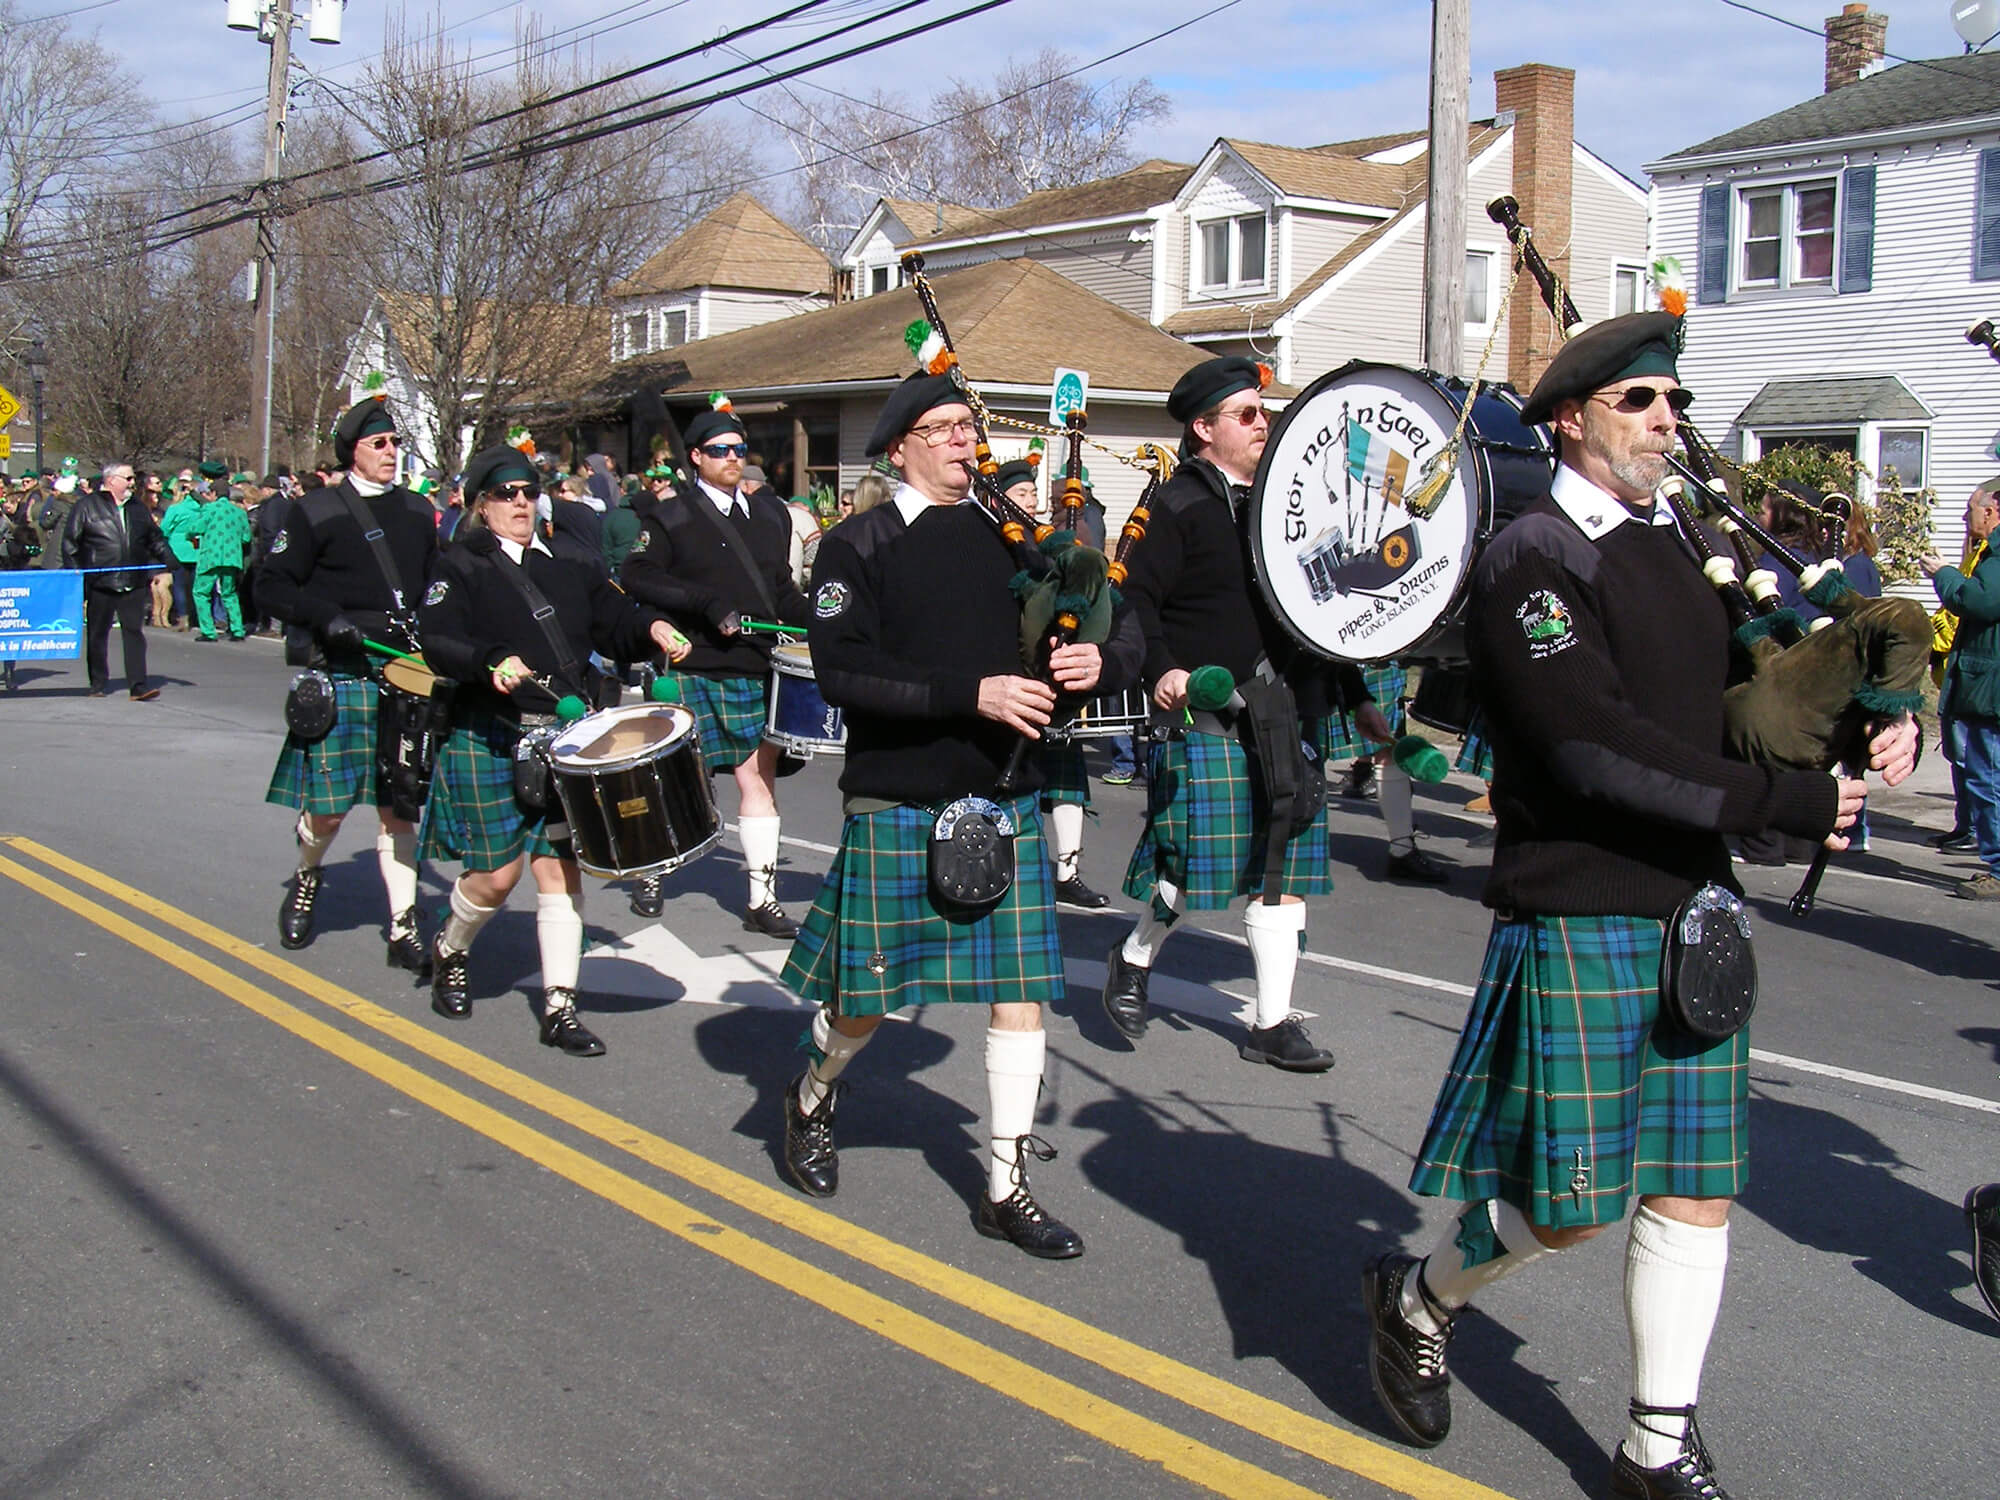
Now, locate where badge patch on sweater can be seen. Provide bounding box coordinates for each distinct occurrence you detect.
[424,580,448,606]
[269,530,289,555]
[631,530,650,552]
[1516,589,1576,659]
[815,579,849,619]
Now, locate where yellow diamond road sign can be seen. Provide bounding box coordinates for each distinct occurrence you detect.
[0,385,19,428]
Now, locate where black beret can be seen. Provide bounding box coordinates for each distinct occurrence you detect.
[866,372,965,457]
[992,458,1038,494]
[684,402,748,452]
[197,458,228,480]
[333,397,397,466]
[1167,356,1267,424]
[461,445,540,500]
[1519,312,1685,426]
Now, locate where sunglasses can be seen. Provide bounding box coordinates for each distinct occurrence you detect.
[699,442,749,459]
[1594,385,1694,415]
[1208,404,1268,428]
[491,483,541,501]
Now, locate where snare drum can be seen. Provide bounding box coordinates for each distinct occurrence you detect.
[765,641,846,756]
[377,656,453,821]
[545,703,721,879]
[1407,663,1478,738]
[1247,361,1554,663]
[1050,685,1150,741]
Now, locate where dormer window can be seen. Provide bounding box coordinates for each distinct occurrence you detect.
[660,308,688,348]
[1197,214,1268,294]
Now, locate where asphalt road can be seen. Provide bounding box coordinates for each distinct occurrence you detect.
[0,630,1991,1500]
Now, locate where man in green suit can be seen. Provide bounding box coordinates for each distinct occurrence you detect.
[192,482,255,641]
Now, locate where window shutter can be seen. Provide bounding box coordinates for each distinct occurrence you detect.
[1977,148,2000,282]
[1838,165,1874,293]
[1698,183,1729,304]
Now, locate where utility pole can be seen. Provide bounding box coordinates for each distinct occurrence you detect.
[249,0,294,478]
[1422,0,1471,377]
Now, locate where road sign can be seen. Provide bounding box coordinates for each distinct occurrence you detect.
[0,385,19,429]
[1049,367,1088,427]
[0,436,12,460]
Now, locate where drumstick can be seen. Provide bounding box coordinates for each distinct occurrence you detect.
[737,618,807,638]
[363,637,425,665]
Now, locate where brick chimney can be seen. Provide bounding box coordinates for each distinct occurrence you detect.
[1495,63,1574,394]
[1824,3,1887,92]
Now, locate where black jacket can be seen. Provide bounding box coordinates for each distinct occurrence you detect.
[257,480,437,661]
[60,491,172,590]
[546,499,608,577]
[620,484,811,678]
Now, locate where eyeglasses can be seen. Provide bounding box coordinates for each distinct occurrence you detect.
[490,483,541,502]
[698,442,749,459]
[1206,404,1268,428]
[358,433,402,449]
[1593,385,1694,415]
[907,418,977,446]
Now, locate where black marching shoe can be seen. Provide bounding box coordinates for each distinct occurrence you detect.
[1239,1014,1335,1072]
[782,1073,845,1198]
[1608,1405,1733,1499]
[1054,873,1110,909]
[279,867,322,950]
[386,909,432,981]
[1340,758,1377,799]
[1101,941,1151,1040]
[1362,1251,1454,1448]
[975,1135,1084,1259]
[1386,847,1451,885]
[628,874,663,918]
[1937,830,1978,855]
[539,989,605,1057]
[1967,1182,2000,1324]
[743,900,799,939]
[430,937,471,1019]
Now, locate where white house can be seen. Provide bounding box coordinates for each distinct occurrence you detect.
[1646,3,2000,550]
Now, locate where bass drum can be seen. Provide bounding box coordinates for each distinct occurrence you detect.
[1247,361,1553,663]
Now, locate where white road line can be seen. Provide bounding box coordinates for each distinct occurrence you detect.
[1746,1050,2000,1115]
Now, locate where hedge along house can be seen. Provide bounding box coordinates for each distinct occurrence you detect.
[585,257,1257,530]
[1647,4,2000,557]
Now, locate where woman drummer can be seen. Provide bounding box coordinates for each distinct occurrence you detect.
[417,445,690,1056]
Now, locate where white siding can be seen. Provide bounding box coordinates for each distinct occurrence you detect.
[1155,207,1188,320]
[1655,132,2000,558]
[1287,213,1425,382]
[1024,233,1154,316]
[1568,150,1650,325]
[700,288,827,337]
[1459,140,1517,384]
[1184,154,1275,304]
[850,225,910,297]
[837,395,886,494]
[1285,208,1372,294]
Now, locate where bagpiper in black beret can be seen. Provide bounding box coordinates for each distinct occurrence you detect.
[461,445,540,501]
[1519,311,1686,426]
[1167,355,1271,425]
[992,457,1040,494]
[332,396,398,467]
[865,371,966,458]
[684,391,748,453]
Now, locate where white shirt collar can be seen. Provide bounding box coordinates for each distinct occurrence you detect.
[892,481,972,526]
[699,478,745,516]
[349,474,390,498]
[1550,463,1676,542]
[496,533,553,564]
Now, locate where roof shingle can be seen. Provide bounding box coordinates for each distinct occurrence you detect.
[611,192,831,299]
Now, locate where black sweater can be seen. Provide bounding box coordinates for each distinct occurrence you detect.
[809,498,1142,804]
[420,528,663,723]
[258,481,437,655]
[620,485,811,679]
[1467,493,1839,918]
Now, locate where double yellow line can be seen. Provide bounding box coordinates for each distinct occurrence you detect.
[0,834,1512,1500]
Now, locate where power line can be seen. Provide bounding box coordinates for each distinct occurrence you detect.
[1714,0,1991,81]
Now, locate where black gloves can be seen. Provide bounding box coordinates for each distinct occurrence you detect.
[322,614,364,652]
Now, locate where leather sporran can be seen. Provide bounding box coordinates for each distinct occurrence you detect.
[283,670,338,742]
[512,725,556,815]
[928,797,1016,917]
[1659,883,1757,1042]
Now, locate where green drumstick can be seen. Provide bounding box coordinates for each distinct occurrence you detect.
[737,617,807,637]
[362,637,424,665]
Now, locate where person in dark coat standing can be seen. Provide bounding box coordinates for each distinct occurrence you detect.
[60,461,174,699]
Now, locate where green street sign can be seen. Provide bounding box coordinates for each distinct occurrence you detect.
[1049,367,1089,426]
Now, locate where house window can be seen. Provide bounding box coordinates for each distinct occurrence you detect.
[1465,250,1492,324]
[1197,214,1269,292]
[1613,263,1646,316]
[1878,428,1927,488]
[1738,179,1837,290]
[624,313,649,358]
[660,308,688,348]
[869,265,890,296]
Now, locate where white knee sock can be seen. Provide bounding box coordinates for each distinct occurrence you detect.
[799,1006,873,1114]
[740,815,781,909]
[1379,759,1416,856]
[296,815,336,872]
[439,879,500,956]
[1405,1199,1560,1333]
[1121,878,1182,967]
[376,828,419,921]
[985,1026,1046,1202]
[1048,802,1085,880]
[1624,1205,1730,1469]
[536,890,585,997]
[1243,899,1307,1030]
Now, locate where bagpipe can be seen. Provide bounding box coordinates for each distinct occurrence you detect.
[899,251,1170,795]
[1499,198,1930,917]
[1968,318,2000,364]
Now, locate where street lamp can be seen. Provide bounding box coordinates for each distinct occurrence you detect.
[24,339,47,476]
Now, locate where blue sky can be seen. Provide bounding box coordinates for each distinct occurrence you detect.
[85,0,1977,188]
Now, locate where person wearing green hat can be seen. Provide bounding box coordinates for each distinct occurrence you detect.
[1362,312,1918,1500]
[190,482,254,640]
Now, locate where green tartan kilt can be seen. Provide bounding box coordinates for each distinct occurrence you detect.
[1409,913,1750,1230]
[780,795,1065,1018]
[1121,726,1332,912]
[417,709,560,870]
[1455,706,1494,780]
[1321,664,1407,762]
[683,672,768,772]
[265,674,382,815]
[1037,740,1091,808]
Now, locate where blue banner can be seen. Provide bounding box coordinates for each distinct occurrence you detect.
[0,570,83,660]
